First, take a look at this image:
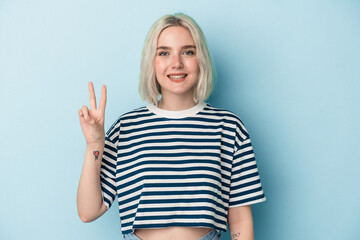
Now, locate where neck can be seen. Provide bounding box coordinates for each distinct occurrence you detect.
[158,93,197,111]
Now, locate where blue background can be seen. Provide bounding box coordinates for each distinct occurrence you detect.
[0,0,359,239]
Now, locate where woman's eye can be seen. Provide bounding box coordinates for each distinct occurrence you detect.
[158,51,168,56]
[184,50,195,55]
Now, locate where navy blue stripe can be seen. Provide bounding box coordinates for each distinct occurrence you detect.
[107,126,119,141]
[220,148,233,157]
[101,182,115,202]
[118,194,142,206]
[241,141,252,149]
[100,165,115,178]
[118,167,221,182]
[121,220,133,228]
[235,125,249,141]
[103,196,111,207]
[117,152,221,166]
[221,140,233,149]
[119,130,230,142]
[118,197,227,210]
[121,181,222,197]
[229,194,265,206]
[141,190,225,202]
[120,110,152,121]
[134,213,226,226]
[221,157,232,166]
[137,206,227,218]
[117,144,221,158]
[221,172,231,184]
[117,174,225,190]
[232,164,258,176]
[100,177,116,190]
[232,172,259,182]
[118,159,221,173]
[234,148,254,159]
[233,156,256,169]
[121,123,229,135]
[231,179,261,191]
[101,158,116,176]
[103,149,117,161]
[120,112,238,127]
[118,138,222,150]
[230,186,263,199]
[119,183,231,205]
[120,203,138,214]
[103,143,117,157]
[201,107,240,119]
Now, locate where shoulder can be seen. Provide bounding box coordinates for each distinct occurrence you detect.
[106,106,149,135]
[203,103,250,138]
[119,106,150,120]
[203,103,244,124]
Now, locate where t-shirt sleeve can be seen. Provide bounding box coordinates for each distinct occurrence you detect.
[229,122,266,208]
[100,119,120,209]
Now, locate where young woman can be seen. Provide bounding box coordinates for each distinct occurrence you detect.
[77,13,266,240]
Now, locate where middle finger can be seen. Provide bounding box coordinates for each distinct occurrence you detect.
[88,81,97,110]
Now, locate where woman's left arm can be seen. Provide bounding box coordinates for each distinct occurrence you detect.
[227,205,254,240]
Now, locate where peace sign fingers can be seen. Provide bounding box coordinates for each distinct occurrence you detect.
[79,82,107,144]
[88,82,107,112]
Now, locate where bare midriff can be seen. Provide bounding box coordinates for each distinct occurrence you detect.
[134,226,212,240]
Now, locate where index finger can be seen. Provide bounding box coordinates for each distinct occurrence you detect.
[88,81,97,110]
[98,84,107,112]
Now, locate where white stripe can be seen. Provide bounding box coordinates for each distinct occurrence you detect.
[133,218,224,227]
[230,175,261,188]
[118,177,223,201]
[137,202,227,214]
[118,134,222,146]
[119,127,226,139]
[231,168,259,181]
[119,162,221,179]
[120,119,237,132]
[232,159,256,172]
[230,183,262,195]
[118,148,221,162]
[117,170,222,186]
[117,155,222,170]
[233,152,255,163]
[135,210,227,221]
[230,190,265,202]
[229,197,266,208]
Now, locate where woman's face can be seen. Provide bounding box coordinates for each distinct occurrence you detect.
[154,26,200,101]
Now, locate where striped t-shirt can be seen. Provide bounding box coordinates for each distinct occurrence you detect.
[100,102,266,235]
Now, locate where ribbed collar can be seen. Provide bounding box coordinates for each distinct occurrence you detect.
[147,101,206,119]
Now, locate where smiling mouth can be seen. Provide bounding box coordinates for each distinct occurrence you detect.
[167,74,188,80]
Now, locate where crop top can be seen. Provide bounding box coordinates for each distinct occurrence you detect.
[100,102,266,235]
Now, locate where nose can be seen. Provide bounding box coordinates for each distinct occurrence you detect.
[171,54,184,69]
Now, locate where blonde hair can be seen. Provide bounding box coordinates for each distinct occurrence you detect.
[139,13,214,105]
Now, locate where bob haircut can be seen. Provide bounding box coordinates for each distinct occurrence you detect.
[139,13,215,105]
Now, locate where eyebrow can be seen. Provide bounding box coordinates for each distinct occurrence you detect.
[157,45,196,50]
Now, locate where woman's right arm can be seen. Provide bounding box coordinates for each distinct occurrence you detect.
[76,82,108,222]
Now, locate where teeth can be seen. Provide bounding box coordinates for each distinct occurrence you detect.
[168,74,186,79]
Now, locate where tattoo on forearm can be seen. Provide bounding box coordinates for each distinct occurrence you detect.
[93,151,99,161]
[232,232,241,240]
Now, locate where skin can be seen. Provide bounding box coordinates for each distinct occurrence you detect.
[76,26,255,240]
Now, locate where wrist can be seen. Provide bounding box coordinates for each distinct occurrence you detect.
[86,141,105,149]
